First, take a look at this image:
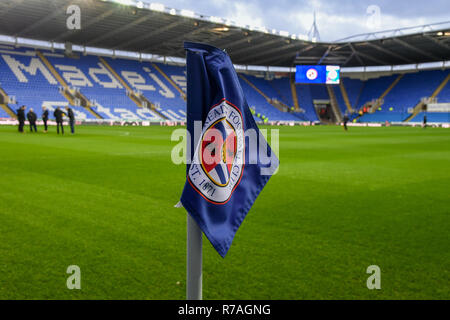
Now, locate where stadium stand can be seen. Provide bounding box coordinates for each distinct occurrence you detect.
[335,78,365,113]
[0,103,9,118]
[0,44,448,123]
[268,77,294,107]
[358,70,450,122]
[152,63,187,96]
[383,70,448,113]
[436,77,450,101]
[411,112,449,123]
[103,57,185,120]
[295,85,320,121]
[45,54,159,120]
[0,46,96,120]
[357,75,398,110]
[238,74,298,121]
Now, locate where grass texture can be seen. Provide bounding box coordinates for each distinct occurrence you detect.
[0,124,448,299]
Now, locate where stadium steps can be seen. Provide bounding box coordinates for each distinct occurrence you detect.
[326,85,343,122]
[380,74,404,100]
[36,51,103,119]
[339,81,353,112]
[98,56,143,107]
[404,73,450,122]
[370,74,404,113]
[290,78,300,110]
[98,57,168,120]
[0,103,15,118]
[240,74,270,99]
[268,82,293,109]
[429,72,450,99]
[364,74,404,114]
[354,82,365,110]
[152,63,186,101]
[239,74,289,112]
[0,86,16,118]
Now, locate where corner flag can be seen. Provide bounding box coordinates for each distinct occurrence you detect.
[180,42,279,258]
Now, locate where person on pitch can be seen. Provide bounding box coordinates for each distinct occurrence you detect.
[65,106,75,134]
[16,105,26,133]
[54,107,64,135]
[27,108,38,132]
[42,106,49,133]
[343,113,349,131]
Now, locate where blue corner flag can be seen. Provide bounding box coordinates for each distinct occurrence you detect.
[180,42,279,257]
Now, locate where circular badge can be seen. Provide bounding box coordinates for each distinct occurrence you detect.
[306,68,318,80]
[188,100,245,204]
[327,69,338,81]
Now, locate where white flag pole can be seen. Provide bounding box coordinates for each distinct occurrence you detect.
[187,214,202,300]
[176,118,202,300]
[182,43,202,300]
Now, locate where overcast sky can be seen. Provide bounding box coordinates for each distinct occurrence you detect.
[149,0,450,41]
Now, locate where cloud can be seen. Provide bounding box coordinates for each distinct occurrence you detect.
[151,0,450,41]
[222,2,265,28]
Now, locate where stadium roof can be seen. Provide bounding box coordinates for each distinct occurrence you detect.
[0,0,449,68]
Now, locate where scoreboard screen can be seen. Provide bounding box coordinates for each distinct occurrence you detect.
[295,65,340,84]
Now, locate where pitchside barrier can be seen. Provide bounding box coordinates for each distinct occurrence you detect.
[0,118,449,128]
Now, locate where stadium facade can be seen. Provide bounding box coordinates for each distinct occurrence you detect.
[0,0,449,125]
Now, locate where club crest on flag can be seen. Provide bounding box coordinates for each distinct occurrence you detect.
[189,99,245,204]
[181,41,279,258]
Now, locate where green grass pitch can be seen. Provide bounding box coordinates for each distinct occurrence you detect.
[0,124,448,299]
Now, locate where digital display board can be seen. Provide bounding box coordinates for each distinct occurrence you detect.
[295,65,340,84]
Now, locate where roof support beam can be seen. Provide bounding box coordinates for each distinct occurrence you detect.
[342,52,356,66]
[349,43,365,65]
[14,0,66,37]
[365,42,414,63]
[317,45,333,64]
[255,44,316,65]
[354,50,389,65]
[142,23,214,53]
[392,37,440,60]
[53,8,116,42]
[0,0,26,21]
[230,38,285,56]
[218,33,267,51]
[348,42,390,65]
[239,41,308,64]
[423,35,450,51]
[114,19,184,50]
[85,13,155,46]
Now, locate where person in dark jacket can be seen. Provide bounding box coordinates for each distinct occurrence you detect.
[42,106,49,133]
[27,108,37,132]
[343,114,349,131]
[65,106,75,134]
[17,105,26,133]
[54,107,64,135]
[423,114,427,129]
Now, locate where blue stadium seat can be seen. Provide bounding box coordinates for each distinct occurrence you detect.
[0,46,95,120]
[104,58,186,120]
[334,78,364,113]
[238,75,298,121]
[410,112,449,123]
[383,70,449,113]
[0,44,448,123]
[295,85,320,121]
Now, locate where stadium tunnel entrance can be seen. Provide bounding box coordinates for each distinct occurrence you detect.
[313,99,337,123]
